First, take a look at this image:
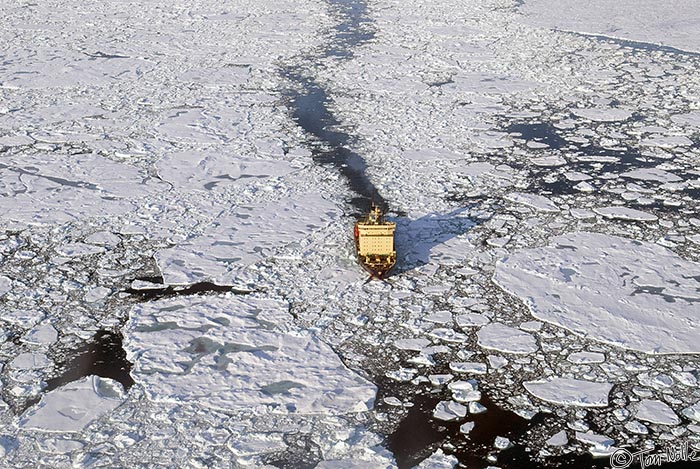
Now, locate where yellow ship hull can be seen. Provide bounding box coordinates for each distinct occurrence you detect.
[354,205,396,278]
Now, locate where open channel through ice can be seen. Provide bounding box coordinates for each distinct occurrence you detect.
[1,0,700,467]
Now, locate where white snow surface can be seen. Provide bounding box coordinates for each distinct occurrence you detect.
[415,449,459,469]
[155,193,340,285]
[593,207,658,222]
[433,401,467,421]
[10,353,51,371]
[567,352,605,364]
[22,324,59,346]
[572,108,632,122]
[124,295,376,414]
[622,168,683,183]
[20,376,124,432]
[315,459,396,469]
[156,152,296,193]
[635,399,681,426]
[519,0,700,54]
[0,276,12,297]
[494,232,700,354]
[546,430,568,447]
[0,153,167,228]
[524,377,613,408]
[477,323,538,354]
[505,192,559,212]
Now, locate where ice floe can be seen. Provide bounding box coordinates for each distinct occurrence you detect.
[494,232,700,353]
[155,194,339,285]
[0,153,166,228]
[494,436,513,450]
[622,168,683,184]
[433,401,467,422]
[505,192,559,213]
[567,352,605,364]
[124,295,376,414]
[10,353,51,371]
[545,430,568,447]
[572,108,632,123]
[21,324,58,346]
[477,323,537,354]
[519,0,700,53]
[156,152,295,192]
[0,276,12,297]
[524,377,613,407]
[593,207,658,222]
[20,376,124,432]
[415,449,458,469]
[635,399,680,426]
[575,431,615,456]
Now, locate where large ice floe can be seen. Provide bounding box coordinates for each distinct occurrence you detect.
[19,376,125,433]
[124,294,376,414]
[494,232,700,353]
[155,194,340,285]
[0,152,167,228]
[519,0,700,54]
[523,377,613,408]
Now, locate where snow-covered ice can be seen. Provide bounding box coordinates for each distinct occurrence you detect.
[21,324,58,346]
[494,436,513,450]
[505,193,560,213]
[575,431,616,456]
[477,323,538,354]
[572,108,632,123]
[0,276,12,297]
[635,400,681,426]
[155,194,340,285]
[10,353,51,371]
[519,0,700,53]
[433,401,467,421]
[494,232,700,353]
[524,377,613,407]
[0,153,166,228]
[567,352,605,364]
[593,207,658,222]
[545,430,568,447]
[415,449,458,469]
[124,295,376,414]
[20,376,124,432]
[460,422,475,435]
[449,362,487,375]
[156,152,295,193]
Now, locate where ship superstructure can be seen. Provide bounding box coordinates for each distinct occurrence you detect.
[354,205,396,278]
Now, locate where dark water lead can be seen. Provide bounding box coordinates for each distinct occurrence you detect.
[375,366,608,469]
[502,121,696,199]
[46,330,134,393]
[283,0,386,214]
[286,79,387,213]
[382,382,697,469]
[374,354,700,469]
[124,275,254,301]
